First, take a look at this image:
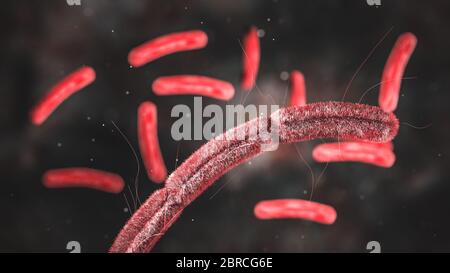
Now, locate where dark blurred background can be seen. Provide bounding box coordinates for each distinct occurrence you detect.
[1,0,449,253]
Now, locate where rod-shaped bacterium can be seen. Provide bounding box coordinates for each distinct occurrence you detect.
[254,199,337,225]
[289,70,306,106]
[30,66,96,125]
[379,32,417,112]
[152,75,235,101]
[312,141,396,168]
[241,26,260,91]
[43,167,124,194]
[128,30,208,67]
[138,102,168,183]
[110,102,399,253]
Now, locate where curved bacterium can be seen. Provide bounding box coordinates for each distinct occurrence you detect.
[110,102,399,253]
[379,32,417,112]
[30,66,96,125]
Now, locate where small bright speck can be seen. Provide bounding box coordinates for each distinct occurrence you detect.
[280,71,289,80]
[257,29,265,38]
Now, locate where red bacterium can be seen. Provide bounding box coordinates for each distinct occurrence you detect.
[340,139,394,150]
[241,26,260,91]
[138,101,167,183]
[254,199,337,225]
[152,75,235,101]
[379,32,417,112]
[128,30,208,67]
[289,70,306,106]
[312,141,396,168]
[110,102,399,253]
[43,167,125,194]
[366,141,394,151]
[30,66,96,125]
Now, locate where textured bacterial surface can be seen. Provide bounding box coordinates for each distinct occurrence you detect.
[110,102,398,252]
